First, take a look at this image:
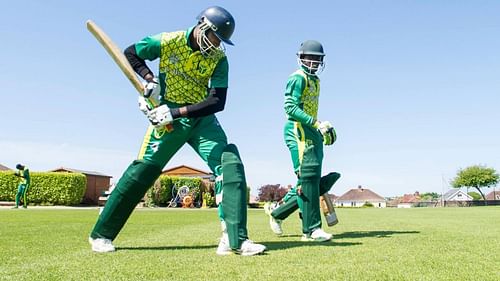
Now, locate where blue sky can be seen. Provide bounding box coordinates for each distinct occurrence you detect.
[1,0,499,197]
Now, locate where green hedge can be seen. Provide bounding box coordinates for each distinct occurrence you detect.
[0,171,86,205]
[144,175,204,207]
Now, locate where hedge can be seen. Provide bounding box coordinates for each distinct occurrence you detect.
[144,175,205,207]
[0,171,86,205]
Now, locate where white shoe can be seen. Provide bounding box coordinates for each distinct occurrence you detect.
[237,240,267,256]
[264,202,283,235]
[216,234,266,256]
[89,237,116,253]
[216,233,232,256]
[301,228,333,242]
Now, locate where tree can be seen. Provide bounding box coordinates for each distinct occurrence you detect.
[420,192,439,201]
[467,191,482,201]
[257,184,289,202]
[451,165,499,202]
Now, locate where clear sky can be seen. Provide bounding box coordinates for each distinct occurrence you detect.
[1,0,499,197]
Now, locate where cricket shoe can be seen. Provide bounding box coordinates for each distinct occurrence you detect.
[216,233,232,256]
[301,228,333,242]
[89,237,116,253]
[216,234,266,256]
[264,202,283,235]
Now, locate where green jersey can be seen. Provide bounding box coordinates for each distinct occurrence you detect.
[284,69,320,126]
[16,168,30,185]
[134,26,229,105]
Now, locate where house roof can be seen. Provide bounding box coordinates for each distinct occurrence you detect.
[486,190,500,200]
[400,193,421,203]
[161,165,212,178]
[441,189,472,201]
[0,164,11,171]
[337,186,385,202]
[48,167,112,178]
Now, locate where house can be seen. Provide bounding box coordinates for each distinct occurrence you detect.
[0,164,11,171]
[49,167,112,205]
[335,185,386,208]
[161,165,213,180]
[397,192,421,208]
[486,190,500,200]
[440,189,472,202]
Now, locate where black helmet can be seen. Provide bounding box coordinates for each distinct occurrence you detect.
[196,6,235,46]
[297,40,325,57]
[16,164,24,170]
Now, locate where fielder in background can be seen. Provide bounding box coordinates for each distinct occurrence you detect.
[264,40,340,241]
[13,164,30,209]
[88,6,266,256]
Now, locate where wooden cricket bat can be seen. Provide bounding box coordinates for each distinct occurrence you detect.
[86,20,143,93]
[86,20,173,131]
[321,194,339,227]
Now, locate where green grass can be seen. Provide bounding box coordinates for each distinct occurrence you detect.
[1,207,499,281]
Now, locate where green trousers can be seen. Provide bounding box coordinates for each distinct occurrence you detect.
[278,121,324,234]
[91,115,248,248]
[271,172,341,220]
[15,183,29,208]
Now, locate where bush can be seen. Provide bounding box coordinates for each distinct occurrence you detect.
[0,171,86,205]
[362,201,374,208]
[144,175,203,207]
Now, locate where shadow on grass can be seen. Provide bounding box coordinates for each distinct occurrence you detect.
[117,231,419,252]
[335,230,420,239]
[117,245,217,251]
[265,240,362,251]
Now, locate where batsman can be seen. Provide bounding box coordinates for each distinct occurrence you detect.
[88,6,266,256]
[264,40,340,241]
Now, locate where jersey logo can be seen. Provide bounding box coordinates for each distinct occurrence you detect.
[169,54,180,64]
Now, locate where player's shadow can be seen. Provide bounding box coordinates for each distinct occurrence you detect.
[265,230,419,251]
[335,230,420,239]
[117,245,217,251]
[265,240,361,251]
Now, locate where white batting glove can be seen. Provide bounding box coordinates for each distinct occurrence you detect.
[314,121,337,146]
[147,104,173,128]
[143,77,161,107]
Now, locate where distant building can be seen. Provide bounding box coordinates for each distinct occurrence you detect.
[440,189,473,202]
[397,192,421,208]
[336,185,386,208]
[485,190,500,200]
[161,165,213,180]
[0,164,11,171]
[49,167,112,205]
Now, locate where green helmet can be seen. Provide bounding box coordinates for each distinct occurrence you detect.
[297,40,325,75]
[297,40,325,56]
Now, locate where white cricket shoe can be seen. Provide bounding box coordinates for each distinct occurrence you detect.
[216,233,232,256]
[264,202,283,235]
[89,237,116,253]
[237,240,267,256]
[301,228,333,242]
[216,233,266,256]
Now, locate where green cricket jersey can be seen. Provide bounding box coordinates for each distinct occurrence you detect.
[284,69,320,126]
[134,26,229,105]
[16,168,30,185]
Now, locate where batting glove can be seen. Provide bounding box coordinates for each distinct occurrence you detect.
[138,97,173,129]
[314,121,337,146]
[143,77,161,107]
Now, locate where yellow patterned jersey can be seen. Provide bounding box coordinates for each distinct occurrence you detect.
[135,27,228,105]
[284,69,320,125]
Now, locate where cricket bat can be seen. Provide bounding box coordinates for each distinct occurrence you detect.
[86,20,173,131]
[321,194,339,227]
[86,20,143,93]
